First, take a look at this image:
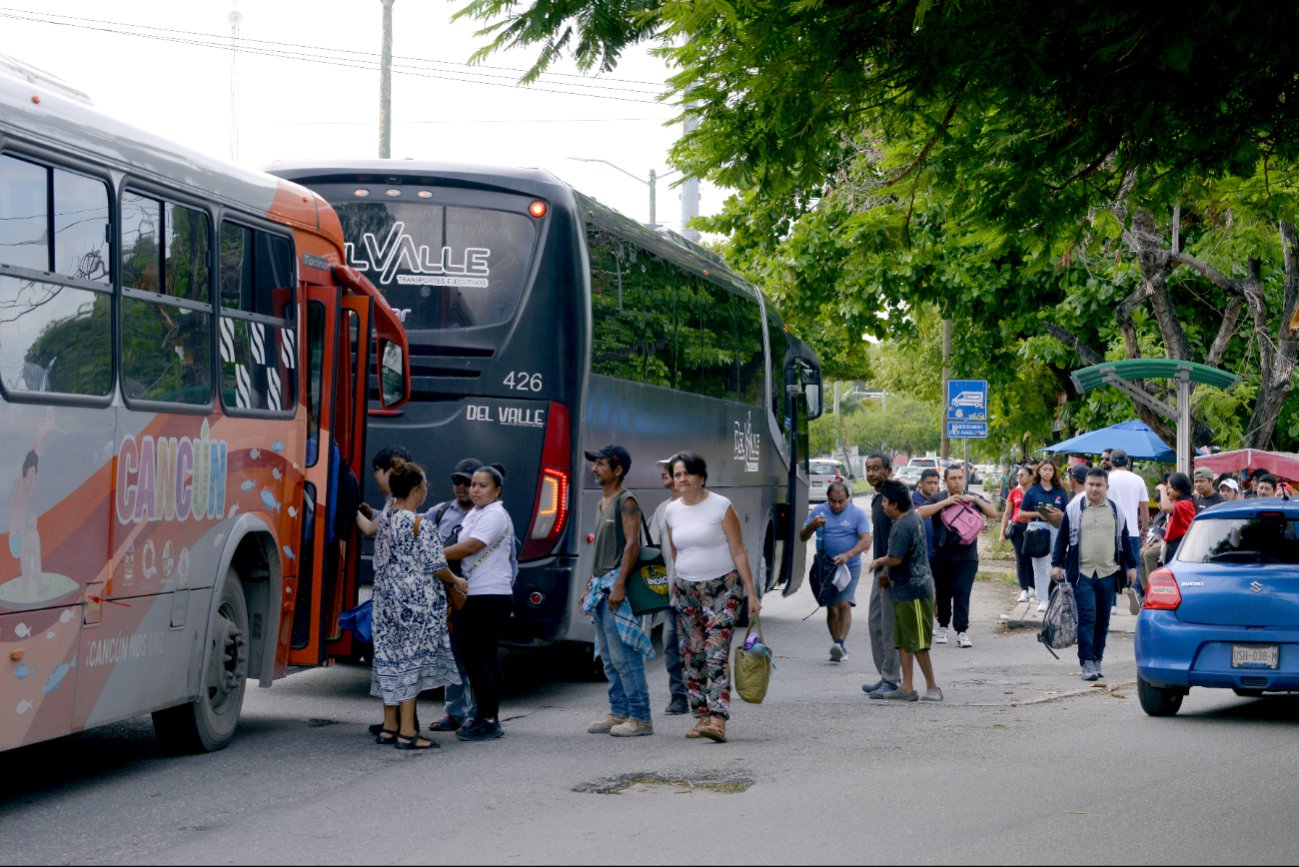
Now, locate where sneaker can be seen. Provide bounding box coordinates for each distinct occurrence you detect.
[1017,590,1029,603]
[665,696,689,716]
[1081,661,1100,682]
[829,642,845,662]
[455,719,503,741]
[867,680,899,699]
[956,632,972,648]
[881,688,919,701]
[861,679,887,694]
[1126,587,1142,615]
[1036,601,1047,613]
[587,714,627,734]
[1111,605,1118,616]
[1029,588,1038,601]
[935,627,949,644]
[609,719,654,737]
[920,687,944,702]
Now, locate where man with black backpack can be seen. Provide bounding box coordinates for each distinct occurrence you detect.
[425,457,482,733]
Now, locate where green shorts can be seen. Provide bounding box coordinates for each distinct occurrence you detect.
[893,596,935,653]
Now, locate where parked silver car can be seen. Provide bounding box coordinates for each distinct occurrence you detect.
[809,458,852,502]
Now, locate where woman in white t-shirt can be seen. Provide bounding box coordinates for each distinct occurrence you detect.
[442,465,515,742]
[664,452,761,744]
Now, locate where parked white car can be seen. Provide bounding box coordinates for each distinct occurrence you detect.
[809,458,852,502]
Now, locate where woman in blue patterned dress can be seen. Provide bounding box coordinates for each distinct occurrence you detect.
[371,460,466,750]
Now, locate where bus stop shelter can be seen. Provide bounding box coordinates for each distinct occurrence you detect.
[1070,359,1240,475]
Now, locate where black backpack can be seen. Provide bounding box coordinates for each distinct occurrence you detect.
[807,552,841,608]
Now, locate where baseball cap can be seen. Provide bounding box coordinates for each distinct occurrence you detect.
[1193,467,1215,481]
[451,458,483,482]
[1218,477,1240,492]
[584,445,632,474]
[1069,465,1089,485]
[655,454,679,466]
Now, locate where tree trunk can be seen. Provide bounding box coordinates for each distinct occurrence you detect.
[1241,221,1299,447]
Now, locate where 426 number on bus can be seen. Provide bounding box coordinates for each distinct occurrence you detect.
[503,371,543,392]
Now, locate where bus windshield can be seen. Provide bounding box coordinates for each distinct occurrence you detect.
[333,197,537,331]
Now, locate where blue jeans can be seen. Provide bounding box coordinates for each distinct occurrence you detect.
[444,656,476,723]
[593,600,652,723]
[1072,572,1118,666]
[661,607,686,700]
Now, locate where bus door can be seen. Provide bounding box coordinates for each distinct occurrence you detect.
[778,348,823,596]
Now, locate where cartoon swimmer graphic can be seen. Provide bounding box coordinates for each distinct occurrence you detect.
[8,411,52,599]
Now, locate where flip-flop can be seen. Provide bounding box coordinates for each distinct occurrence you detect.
[427,715,462,732]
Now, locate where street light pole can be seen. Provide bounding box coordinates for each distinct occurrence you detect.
[569,157,680,228]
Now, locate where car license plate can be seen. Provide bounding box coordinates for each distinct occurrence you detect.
[1231,644,1279,669]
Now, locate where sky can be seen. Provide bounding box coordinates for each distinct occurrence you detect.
[0,0,720,232]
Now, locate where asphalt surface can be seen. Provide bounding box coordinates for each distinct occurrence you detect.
[3,514,1299,865]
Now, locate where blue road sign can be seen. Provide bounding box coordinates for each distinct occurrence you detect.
[946,379,988,421]
[947,421,988,439]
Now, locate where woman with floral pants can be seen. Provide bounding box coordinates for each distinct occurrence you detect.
[665,453,761,743]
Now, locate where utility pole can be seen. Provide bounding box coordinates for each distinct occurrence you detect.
[940,318,952,460]
[379,0,395,158]
[680,111,701,240]
[648,168,657,227]
[228,1,241,161]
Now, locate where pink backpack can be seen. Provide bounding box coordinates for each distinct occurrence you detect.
[940,501,986,545]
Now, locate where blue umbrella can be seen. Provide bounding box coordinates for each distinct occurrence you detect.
[1043,420,1175,462]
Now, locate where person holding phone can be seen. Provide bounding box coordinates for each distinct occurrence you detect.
[1017,460,1067,612]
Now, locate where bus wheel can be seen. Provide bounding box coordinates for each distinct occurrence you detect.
[154,571,250,753]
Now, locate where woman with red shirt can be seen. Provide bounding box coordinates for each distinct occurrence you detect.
[1159,472,1197,564]
[999,466,1035,601]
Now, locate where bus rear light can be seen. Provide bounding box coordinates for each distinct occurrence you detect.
[529,200,548,218]
[523,401,570,560]
[529,468,569,540]
[528,591,545,607]
[1144,567,1182,610]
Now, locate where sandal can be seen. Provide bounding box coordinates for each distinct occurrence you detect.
[685,719,707,739]
[374,728,398,745]
[371,714,419,736]
[697,717,727,743]
[394,734,439,750]
[427,715,462,732]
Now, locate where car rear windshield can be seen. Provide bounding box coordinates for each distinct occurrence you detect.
[1177,515,1299,565]
[810,461,840,475]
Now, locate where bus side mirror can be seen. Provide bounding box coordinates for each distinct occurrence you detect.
[804,381,823,419]
[378,341,409,409]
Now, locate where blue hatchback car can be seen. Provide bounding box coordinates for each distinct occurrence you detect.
[1135,498,1299,716]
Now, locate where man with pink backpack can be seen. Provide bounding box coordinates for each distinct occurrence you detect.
[916,465,999,647]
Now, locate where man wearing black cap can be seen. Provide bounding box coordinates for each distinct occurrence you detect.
[582,445,654,737]
[425,457,483,733]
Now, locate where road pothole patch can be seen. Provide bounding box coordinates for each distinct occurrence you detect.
[574,771,754,795]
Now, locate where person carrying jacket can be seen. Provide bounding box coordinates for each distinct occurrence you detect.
[1049,467,1138,682]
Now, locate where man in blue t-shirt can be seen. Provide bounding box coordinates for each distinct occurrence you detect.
[800,481,872,663]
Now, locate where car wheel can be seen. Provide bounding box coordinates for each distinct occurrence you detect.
[1232,687,1266,698]
[1137,675,1184,717]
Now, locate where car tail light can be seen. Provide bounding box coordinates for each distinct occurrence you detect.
[1144,567,1182,610]
[523,401,570,560]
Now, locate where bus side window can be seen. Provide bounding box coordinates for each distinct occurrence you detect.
[218,223,296,414]
[0,155,112,398]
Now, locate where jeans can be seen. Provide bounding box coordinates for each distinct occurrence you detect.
[662,607,686,700]
[593,599,652,723]
[867,571,901,684]
[444,657,476,723]
[932,556,978,633]
[1029,521,1059,602]
[1073,572,1118,666]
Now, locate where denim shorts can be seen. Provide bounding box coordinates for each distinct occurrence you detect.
[831,560,862,606]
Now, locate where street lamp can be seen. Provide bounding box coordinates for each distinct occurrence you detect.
[568,157,681,227]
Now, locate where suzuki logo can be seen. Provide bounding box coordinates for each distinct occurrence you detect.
[1250,581,1264,593]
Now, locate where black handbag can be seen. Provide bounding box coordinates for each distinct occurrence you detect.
[1023,526,1052,559]
[807,551,840,607]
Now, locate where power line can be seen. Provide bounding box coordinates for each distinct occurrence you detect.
[0,7,670,98]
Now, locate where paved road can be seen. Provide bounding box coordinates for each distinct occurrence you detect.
[4,538,1299,864]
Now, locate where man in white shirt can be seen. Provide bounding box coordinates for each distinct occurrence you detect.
[1105,449,1149,614]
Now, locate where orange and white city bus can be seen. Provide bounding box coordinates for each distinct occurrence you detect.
[0,59,409,753]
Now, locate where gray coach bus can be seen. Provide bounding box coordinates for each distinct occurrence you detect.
[268,161,823,646]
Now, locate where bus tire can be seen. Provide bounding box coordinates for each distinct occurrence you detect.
[153,571,250,753]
